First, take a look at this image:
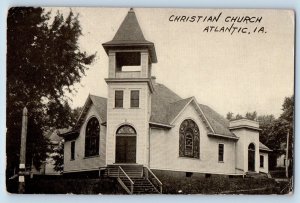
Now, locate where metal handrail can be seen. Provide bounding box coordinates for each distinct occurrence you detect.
[144,167,162,193]
[118,166,134,194]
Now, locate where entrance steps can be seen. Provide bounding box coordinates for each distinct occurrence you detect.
[107,164,143,178]
[107,164,162,194]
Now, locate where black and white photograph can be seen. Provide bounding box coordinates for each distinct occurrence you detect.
[6,7,294,194]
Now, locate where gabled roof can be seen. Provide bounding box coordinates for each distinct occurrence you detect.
[90,94,107,122]
[45,129,67,143]
[259,142,272,152]
[199,104,234,136]
[61,83,236,139]
[150,83,182,125]
[102,8,157,63]
[150,83,236,138]
[73,94,107,130]
[167,97,193,123]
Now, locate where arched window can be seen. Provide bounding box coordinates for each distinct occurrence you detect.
[248,143,255,151]
[116,125,136,136]
[179,119,200,158]
[85,117,100,157]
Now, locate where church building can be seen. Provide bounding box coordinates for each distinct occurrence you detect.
[60,9,271,193]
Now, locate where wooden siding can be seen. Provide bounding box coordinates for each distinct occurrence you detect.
[106,82,150,166]
[150,103,236,174]
[64,105,106,173]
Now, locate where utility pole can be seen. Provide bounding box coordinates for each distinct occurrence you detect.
[285,129,289,178]
[18,107,28,193]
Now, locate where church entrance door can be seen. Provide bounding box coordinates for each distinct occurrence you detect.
[115,125,137,163]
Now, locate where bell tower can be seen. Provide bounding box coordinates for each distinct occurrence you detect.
[102,8,157,166]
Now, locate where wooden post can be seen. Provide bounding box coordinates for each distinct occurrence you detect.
[18,107,28,193]
[285,129,289,178]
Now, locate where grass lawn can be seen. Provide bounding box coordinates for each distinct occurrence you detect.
[7,174,288,194]
[7,176,124,194]
[154,173,285,194]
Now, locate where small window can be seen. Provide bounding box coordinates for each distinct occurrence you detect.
[71,141,75,160]
[130,90,139,108]
[218,144,224,162]
[115,90,123,108]
[260,155,264,168]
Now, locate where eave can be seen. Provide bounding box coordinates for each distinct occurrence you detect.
[149,122,174,129]
[105,78,154,93]
[259,148,273,152]
[59,130,79,141]
[207,133,239,141]
[229,125,261,131]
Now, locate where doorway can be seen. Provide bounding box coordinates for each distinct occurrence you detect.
[115,125,137,163]
[248,143,255,171]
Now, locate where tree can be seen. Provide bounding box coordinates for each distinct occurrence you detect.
[257,114,275,145]
[52,141,64,172]
[6,7,96,177]
[224,96,294,172]
[52,106,83,172]
[226,112,234,120]
[235,114,243,120]
[245,111,257,121]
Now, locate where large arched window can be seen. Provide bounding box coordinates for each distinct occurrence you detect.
[85,117,100,157]
[179,119,200,158]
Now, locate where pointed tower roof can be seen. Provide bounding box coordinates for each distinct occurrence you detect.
[103,8,157,63]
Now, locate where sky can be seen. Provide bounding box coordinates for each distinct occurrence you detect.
[51,8,294,118]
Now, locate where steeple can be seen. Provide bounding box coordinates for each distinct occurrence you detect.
[103,8,157,63]
[112,8,147,42]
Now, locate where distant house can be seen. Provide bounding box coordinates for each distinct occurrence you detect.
[276,143,290,168]
[44,129,66,175]
[29,129,65,176]
[60,9,272,180]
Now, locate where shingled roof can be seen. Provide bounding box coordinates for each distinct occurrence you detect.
[102,8,157,63]
[62,83,237,139]
[199,104,233,136]
[149,83,235,137]
[90,94,107,122]
[259,142,272,152]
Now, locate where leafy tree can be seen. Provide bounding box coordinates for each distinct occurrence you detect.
[261,96,294,153]
[6,7,95,177]
[226,112,234,120]
[257,114,275,145]
[245,111,257,121]
[52,141,64,172]
[52,106,83,172]
[235,114,243,120]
